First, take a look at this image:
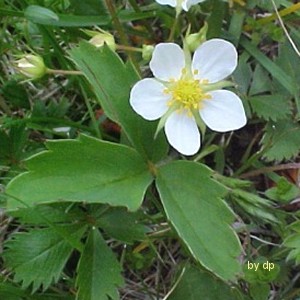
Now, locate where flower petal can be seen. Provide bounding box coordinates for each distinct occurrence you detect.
[155,0,177,7]
[165,111,201,155]
[199,90,246,132]
[182,0,205,11]
[192,39,238,83]
[150,43,185,81]
[130,78,170,120]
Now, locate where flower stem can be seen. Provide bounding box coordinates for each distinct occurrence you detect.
[168,11,181,42]
[47,68,83,76]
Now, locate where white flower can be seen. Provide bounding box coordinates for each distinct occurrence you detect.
[129,39,247,156]
[155,0,205,12]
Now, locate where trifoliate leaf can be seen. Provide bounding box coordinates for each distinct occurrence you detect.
[6,135,153,211]
[249,94,291,121]
[156,161,242,281]
[167,264,243,300]
[76,229,124,300]
[3,224,86,292]
[261,120,300,161]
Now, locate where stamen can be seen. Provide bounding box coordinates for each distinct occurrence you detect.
[165,77,211,115]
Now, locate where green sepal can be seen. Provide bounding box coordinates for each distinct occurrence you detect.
[154,106,178,139]
[202,81,235,92]
[192,109,206,137]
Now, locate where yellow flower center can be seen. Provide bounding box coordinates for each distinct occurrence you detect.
[164,70,211,113]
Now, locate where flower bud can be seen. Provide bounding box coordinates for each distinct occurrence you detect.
[185,23,208,52]
[142,44,154,61]
[15,54,47,79]
[86,29,116,51]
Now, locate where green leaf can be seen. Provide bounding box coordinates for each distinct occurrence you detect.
[31,98,71,119]
[1,80,30,109]
[284,221,300,264]
[265,176,300,203]
[231,189,279,224]
[3,224,86,292]
[0,130,10,164]
[232,52,252,95]
[274,38,300,114]
[249,94,291,121]
[248,283,270,300]
[261,120,300,161]
[9,203,86,225]
[0,123,28,165]
[0,280,75,300]
[228,10,246,46]
[207,0,226,39]
[0,8,24,18]
[6,135,152,211]
[31,295,75,300]
[240,38,296,95]
[249,65,271,96]
[275,39,300,88]
[0,281,24,300]
[25,5,59,23]
[167,264,243,300]
[76,229,124,300]
[9,124,28,160]
[97,208,146,243]
[69,42,168,162]
[23,5,156,27]
[156,161,242,281]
